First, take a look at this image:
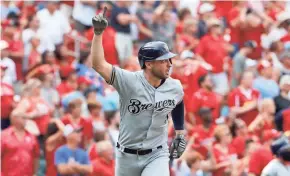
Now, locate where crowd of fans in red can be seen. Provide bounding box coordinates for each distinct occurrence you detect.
[1,0,290,176]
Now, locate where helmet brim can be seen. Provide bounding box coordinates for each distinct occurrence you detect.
[155,52,177,61]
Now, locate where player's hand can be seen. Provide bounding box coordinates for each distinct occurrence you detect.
[92,7,108,35]
[170,134,187,159]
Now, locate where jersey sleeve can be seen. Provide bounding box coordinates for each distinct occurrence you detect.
[175,79,184,104]
[107,66,137,98]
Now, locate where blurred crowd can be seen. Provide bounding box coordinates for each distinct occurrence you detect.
[1,0,290,176]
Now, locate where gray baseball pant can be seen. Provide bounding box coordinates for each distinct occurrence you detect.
[115,145,170,176]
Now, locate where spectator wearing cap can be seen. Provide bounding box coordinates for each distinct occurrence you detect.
[197,3,216,39]
[189,107,216,159]
[57,65,78,98]
[110,1,138,66]
[45,119,65,176]
[61,98,94,149]
[0,40,17,86]
[231,40,257,88]
[54,124,92,176]
[253,60,280,98]
[1,110,40,176]
[136,1,155,47]
[14,78,52,140]
[274,75,290,114]
[228,71,260,126]
[196,18,233,95]
[248,129,280,176]
[279,50,290,75]
[151,3,175,50]
[1,63,15,130]
[90,140,115,176]
[248,99,276,139]
[188,74,221,126]
[212,124,237,176]
[261,136,290,176]
[36,1,71,46]
[72,0,96,33]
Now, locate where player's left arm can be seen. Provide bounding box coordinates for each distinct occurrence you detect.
[171,100,185,135]
[170,100,187,159]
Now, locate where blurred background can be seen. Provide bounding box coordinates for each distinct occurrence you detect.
[1,0,290,176]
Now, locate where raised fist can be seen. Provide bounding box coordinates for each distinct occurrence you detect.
[92,7,108,35]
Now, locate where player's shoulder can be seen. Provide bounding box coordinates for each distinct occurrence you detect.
[167,77,184,91]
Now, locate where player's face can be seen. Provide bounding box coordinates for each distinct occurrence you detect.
[151,59,172,79]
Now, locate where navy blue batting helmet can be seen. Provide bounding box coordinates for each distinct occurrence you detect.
[271,135,290,155]
[138,41,177,68]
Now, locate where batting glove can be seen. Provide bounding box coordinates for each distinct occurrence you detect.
[170,134,187,159]
[92,7,108,35]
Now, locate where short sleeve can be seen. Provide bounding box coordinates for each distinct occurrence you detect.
[107,66,137,98]
[54,147,67,165]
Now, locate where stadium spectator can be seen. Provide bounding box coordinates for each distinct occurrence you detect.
[54,124,92,176]
[136,0,155,47]
[151,3,175,50]
[248,129,281,176]
[36,1,71,46]
[253,60,280,98]
[1,110,40,176]
[212,124,237,176]
[0,63,15,130]
[110,1,137,66]
[188,74,221,126]
[274,75,290,114]
[196,18,233,95]
[61,98,93,149]
[90,140,115,176]
[45,119,65,176]
[196,3,216,39]
[14,78,52,147]
[228,71,260,126]
[231,40,257,88]
[279,50,290,75]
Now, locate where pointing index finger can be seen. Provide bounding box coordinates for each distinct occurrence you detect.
[103,6,107,17]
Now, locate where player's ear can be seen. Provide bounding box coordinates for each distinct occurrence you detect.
[144,61,152,69]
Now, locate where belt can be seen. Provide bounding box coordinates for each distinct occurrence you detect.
[116,142,162,155]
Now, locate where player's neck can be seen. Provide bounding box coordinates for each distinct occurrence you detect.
[144,70,162,88]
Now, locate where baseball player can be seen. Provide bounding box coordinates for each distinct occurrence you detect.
[90,8,187,176]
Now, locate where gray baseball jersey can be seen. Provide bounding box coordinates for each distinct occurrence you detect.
[107,66,184,149]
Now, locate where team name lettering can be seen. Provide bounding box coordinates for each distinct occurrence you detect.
[127,99,176,115]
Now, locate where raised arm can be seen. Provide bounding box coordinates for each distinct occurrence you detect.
[91,7,113,83]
